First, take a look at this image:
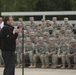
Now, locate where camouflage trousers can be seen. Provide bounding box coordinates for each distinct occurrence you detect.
[66,54,76,65]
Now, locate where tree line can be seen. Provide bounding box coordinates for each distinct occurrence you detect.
[0,0,76,12]
[0,0,76,19]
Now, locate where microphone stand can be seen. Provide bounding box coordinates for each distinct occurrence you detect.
[21,28,25,75]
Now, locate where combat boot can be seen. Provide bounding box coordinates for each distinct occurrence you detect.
[33,63,36,68]
[52,64,57,69]
[61,64,65,69]
[45,64,49,68]
[16,64,21,68]
[67,65,71,69]
[73,64,76,69]
[41,63,45,68]
[29,63,33,68]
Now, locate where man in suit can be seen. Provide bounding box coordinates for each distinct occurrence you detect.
[0,16,21,75]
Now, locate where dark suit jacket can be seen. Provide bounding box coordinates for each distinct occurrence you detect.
[0,24,18,51]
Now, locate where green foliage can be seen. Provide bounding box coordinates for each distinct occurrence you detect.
[0,0,76,12]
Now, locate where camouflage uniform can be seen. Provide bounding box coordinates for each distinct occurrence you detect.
[66,39,76,69]
[62,18,73,30]
[43,32,49,44]
[35,27,43,37]
[46,38,58,68]
[16,39,22,68]
[48,26,54,37]
[60,27,66,37]
[40,19,46,32]
[24,37,35,68]
[54,30,60,45]
[33,37,48,68]
[29,17,36,30]
[30,32,38,44]
[51,17,59,29]
[65,30,73,44]
[57,37,69,69]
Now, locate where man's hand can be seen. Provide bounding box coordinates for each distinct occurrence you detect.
[47,53,51,57]
[13,28,21,34]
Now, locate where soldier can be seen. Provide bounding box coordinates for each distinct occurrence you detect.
[47,37,58,68]
[46,20,51,27]
[43,32,49,44]
[66,39,76,69]
[33,37,48,68]
[54,30,60,45]
[51,17,59,29]
[29,17,36,30]
[16,39,22,68]
[60,27,66,37]
[62,18,73,30]
[30,32,38,44]
[18,18,26,30]
[40,19,46,32]
[26,26,32,37]
[65,30,73,44]
[55,23,62,31]
[24,37,35,68]
[57,37,69,69]
[35,27,43,37]
[48,26,54,37]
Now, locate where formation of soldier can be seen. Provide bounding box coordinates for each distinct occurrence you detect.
[14,17,76,69]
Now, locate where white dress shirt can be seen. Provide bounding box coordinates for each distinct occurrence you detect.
[0,22,4,29]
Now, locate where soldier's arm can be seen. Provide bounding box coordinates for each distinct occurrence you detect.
[57,45,60,55]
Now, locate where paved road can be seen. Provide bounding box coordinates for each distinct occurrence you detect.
[0,68,76,75]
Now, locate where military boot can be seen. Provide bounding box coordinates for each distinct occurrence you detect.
[73,64,76,69]
[61,64,65,69]
[45,64,49,68]
[16,64,21,68]
[52,64,57,69]
[67,65,71,69]
[29,63,33,68]
[33,63,36,68]
[41,63,45,68]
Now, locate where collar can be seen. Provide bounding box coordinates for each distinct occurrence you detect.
[4,24,14,29]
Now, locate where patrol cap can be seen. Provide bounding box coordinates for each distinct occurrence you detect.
[26,37,31,42]
[26,26,31,30]
[52,17,57,20]
[64,18,68,21]
[29,17,34,20]
[60,37,65,40]
[48,26,53,30]
[61,27,65,30]
[55,30,60,34]
[30,32,35,36]
[70,39,76,43]
[38,37,43,40]
[46,20,50,24]
[57,23,61,26]
[66,30,71,34]
[19,18,23,21]
[43,32,49,36]
[49,37,55,41]
[41,18,45,22]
